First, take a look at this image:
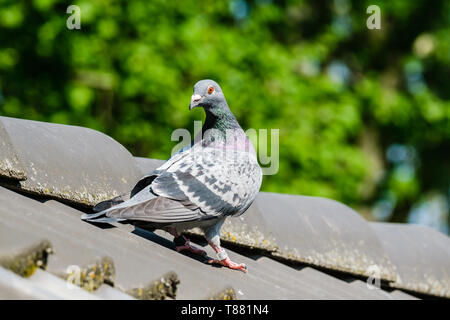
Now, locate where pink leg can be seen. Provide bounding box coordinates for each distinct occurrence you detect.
[168,228,207,256]
[207,241,247,273]
[175,236,207,256]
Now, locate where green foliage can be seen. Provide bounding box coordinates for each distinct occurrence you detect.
[0,0,448,230]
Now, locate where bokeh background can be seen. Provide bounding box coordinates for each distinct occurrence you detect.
[0,0,448,233]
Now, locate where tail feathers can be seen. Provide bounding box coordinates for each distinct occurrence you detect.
[81,210,126,222]
[83,194,129,222]
[82,185,156,223]
[81,214,125,223]
[92,193,129,212]
[81,210,107,221]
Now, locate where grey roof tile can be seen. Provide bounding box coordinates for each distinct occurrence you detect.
[0,120,25,181]
[152,230,407,300]
[0,187,178,296]
[244,257,361,299]
[0,184,416,300]
[0,235,52,278]
[0,116,142,207]
[188,192,398,282]
[93,284,136,300]
[370,222,450,298]
[0,266,134,300]
[135,157,165,174]
[389,289,420,300]
[0,266,61,299]
[26,268,103,299]
[0,185,249,299]
[346,280,395,300]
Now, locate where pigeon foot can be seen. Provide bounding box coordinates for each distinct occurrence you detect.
[208,257,248,273]
[174,236,207,256]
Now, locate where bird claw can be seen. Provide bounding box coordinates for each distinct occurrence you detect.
[176,240,207,256]
[208,257,248,273]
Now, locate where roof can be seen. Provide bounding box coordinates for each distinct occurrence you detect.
[0,116,448,300]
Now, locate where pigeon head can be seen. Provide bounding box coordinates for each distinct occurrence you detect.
[189,79,241,133]
[189,79,227,111]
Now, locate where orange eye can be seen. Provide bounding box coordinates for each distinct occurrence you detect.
[208,86,214,94]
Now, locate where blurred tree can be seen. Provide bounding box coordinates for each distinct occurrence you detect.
[0,0,448,232]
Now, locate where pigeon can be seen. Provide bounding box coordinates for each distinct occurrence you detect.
[82,79,263,272]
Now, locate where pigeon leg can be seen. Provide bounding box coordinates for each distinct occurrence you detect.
[207,241,247,273]
[203,220,247,272]
[168,228,207,256]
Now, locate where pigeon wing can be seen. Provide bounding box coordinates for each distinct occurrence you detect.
[151,147,258,216]
[83,147,226,223]
[105,195,204,223]
[83,184,205,223]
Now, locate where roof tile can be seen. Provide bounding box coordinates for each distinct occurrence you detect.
[189,192,398,282]
[370,222,450,298]
[0,116,142,207]
[0,119,26,181]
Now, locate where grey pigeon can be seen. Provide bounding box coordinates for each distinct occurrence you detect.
[82,79,262,272]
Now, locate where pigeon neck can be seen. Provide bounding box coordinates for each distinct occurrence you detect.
[203,104,240,134]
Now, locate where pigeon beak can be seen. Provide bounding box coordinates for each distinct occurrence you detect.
[189,94,202,110]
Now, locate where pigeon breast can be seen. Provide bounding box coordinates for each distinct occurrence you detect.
[151,130,262,217]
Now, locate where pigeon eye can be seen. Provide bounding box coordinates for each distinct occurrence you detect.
[207,86,214,94]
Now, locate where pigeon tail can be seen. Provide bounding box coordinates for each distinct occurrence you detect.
[92,194,129,212]
[81,215,126,223]
[82,184,157,222]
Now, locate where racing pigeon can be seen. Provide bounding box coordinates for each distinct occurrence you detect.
[82,79,262,272]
